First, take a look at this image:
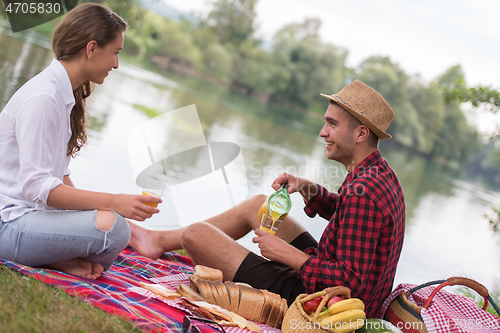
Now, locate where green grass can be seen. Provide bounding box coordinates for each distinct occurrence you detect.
[0,266,143,333]
[0,250,190,332]
[458,287,500,318]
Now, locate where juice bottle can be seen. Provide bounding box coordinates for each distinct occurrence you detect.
[258,184,292,233]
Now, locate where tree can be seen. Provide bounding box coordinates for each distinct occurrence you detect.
[130,12,202,66]
[427,65,481,164]
[206,0,258,46]
[355,56,426,150]
[438,65,500,112]
[409,82,445,154]
[270,18,348,110]
[231,39,273,95]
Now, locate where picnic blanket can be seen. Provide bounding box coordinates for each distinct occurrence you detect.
[0,247,281,333]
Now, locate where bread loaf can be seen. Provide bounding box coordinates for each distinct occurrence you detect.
[263,289,280,327]
[175,284,205,302]
[194,265,223,281]
[197,279,216,304]
[237,285,262,321]
[225,281,241,313]
[193,279,285,328]
[260,289,275,325]
[214,281,231,310]
[181,265,287,328]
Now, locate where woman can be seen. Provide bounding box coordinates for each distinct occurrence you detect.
[0,3,160,279]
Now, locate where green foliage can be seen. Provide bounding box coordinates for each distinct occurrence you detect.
[270,18,347,109]
[206,0,257,46]
[232,39,273,93]
[439,65,500,112]
[409,82,445,154]
[129,12,201,66]
[458,287,500,318]
[432,103,480,164]
[486,206,500,233]
[99,0,144,25]
[5,0,498,173]
[355,56,426,151]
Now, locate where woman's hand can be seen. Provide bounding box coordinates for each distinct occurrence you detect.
[111,194,162,221]
[271,173,318,202]
[47,185,161,221]
[252,229,310,271]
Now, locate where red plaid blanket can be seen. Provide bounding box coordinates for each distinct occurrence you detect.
[0,247,280,333]
[380,283,500,333]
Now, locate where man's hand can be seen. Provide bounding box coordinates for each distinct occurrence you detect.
[272,173,318,203]
[252,229,310,271]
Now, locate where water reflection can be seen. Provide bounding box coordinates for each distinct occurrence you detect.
[1,31,499,294]
[0,32,52,107]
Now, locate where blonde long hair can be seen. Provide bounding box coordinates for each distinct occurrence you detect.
[52,3,127,157]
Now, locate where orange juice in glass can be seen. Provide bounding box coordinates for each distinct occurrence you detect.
[142,179,166,208]
[260,213,283,235]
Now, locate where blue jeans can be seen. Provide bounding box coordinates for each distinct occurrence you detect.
[0,208,131,270]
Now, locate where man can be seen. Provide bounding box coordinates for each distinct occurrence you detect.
[129,79,405,318]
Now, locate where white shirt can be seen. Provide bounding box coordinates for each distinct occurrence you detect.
[0,59,75,222]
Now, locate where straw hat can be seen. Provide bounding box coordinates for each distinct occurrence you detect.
[320,80,394,140]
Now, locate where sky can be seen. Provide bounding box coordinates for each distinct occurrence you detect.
[165,0,500,89]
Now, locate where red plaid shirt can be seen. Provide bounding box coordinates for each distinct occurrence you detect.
[299,150,405,318]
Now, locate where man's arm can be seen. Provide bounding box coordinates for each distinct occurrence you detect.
[303,184,338,221]
[272,174,338,220]
[298,194,385,294]
[271,173,318,202]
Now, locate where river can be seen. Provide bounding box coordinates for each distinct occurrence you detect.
[1,27,499,297]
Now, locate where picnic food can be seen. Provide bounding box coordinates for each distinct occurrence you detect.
[194,264,224,281]
[181,297,261,332]
[139,282,180,299]
[175,284,205,302]
[327,295,346,307]
[181,265,288,328]
[302,295,324,314]
[312,298,366,332]
[316,297,365,319]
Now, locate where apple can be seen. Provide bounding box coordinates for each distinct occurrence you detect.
[303,296,324,314]
[327,296,345,307]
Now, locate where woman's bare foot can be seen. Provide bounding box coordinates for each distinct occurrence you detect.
[127,221,183,260]
[47,258,104,279]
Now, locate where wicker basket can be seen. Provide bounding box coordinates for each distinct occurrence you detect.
[281,286,352,333]
[384,277,500,333]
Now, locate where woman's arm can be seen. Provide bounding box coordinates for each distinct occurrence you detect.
[47,184,161,221]
[63,175,75,188]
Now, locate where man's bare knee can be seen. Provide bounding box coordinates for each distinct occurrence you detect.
[251,194,266,207]
[180,221,249,280]
[95,210,115,231]
[180,222,212,248]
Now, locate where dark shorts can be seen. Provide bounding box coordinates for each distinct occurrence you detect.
[232,231,318,306]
